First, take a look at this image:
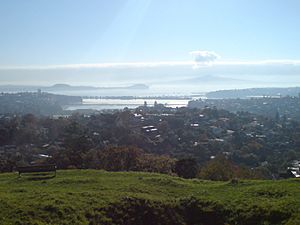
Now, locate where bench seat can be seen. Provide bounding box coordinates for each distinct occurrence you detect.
[17,164,57,177]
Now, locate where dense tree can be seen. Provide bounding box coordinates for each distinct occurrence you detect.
[0,106,299,178]
[199,156,264,181]
[98,146,143,171]
[136,154,175,174]
[174,158,199,179]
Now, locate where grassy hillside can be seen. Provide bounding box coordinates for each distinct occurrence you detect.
[0,170,300,225]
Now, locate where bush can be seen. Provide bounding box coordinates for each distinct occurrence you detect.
[174,158,199,179]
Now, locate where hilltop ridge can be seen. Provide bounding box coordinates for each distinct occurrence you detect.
[0,170,299,225]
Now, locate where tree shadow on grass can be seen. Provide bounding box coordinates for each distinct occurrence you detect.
[18,172,56,181]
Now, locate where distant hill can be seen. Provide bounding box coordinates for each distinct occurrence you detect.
[45,83,149,91]
[183,75,248,83]
[168,75,253,85]
[0,92,81,115]
[0,83,149,92]
[206,87,300,99]
[0,170,299,224]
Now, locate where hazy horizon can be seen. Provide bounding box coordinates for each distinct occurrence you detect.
[1,0,300,93]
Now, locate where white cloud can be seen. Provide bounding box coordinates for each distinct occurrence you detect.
[190,50,220,66]
[1,59,300,71]
[0,61,193,70]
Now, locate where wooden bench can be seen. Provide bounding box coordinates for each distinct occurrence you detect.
[17,164,57,177]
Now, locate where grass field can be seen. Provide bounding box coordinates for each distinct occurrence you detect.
[0,170,300,225]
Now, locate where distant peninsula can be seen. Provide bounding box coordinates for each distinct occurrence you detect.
[0,83,149,92]
[206,87,300,99]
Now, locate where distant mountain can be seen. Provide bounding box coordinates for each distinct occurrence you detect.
[126,84,149,89]
[186,75,248,83]
[168,75,251,85]
[45,83,149,91]
[206,87,300,99]
[0,83,149,92]
[0,85,42,92]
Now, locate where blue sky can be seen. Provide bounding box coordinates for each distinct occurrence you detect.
[0,0,300,90]
[1,0,300,65]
